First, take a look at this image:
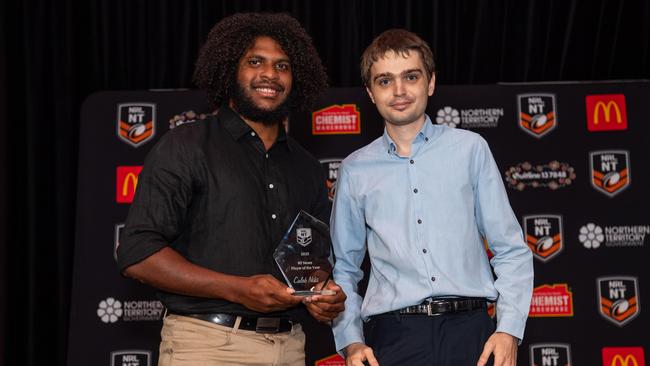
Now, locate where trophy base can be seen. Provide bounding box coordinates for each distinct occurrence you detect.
[292,289,337,296]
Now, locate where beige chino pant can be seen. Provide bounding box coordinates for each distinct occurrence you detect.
[158,314,306,366]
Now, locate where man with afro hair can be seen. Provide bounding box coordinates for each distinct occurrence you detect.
[117,13,346,366]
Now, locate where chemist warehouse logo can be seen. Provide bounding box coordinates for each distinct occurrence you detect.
[602,347,646,366]
[97,297,164,324]
[312,104,361,135]
[435,106,503,129]
[590,150,631,197]
[524,215,563,262]
[319,158,342,202]
[518,94,557,138]
[111,350,151,366]
[117,103,156,147]
[530,343,572,366]
[529,284,574,317]
[598,276,640,327]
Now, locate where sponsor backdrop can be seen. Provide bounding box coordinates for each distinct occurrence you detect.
[69,81,648,366]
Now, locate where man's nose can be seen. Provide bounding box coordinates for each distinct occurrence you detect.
[260,63,279,80]
[393,79,406,96]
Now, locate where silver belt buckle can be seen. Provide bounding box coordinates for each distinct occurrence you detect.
[426,303,433,316]
[255,317,281,333]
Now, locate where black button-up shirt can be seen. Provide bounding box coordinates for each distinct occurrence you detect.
[117,106,329,318]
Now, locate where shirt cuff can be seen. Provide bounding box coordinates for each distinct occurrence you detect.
[495,313,526,344]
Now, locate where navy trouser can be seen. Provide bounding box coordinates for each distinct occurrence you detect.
[365,309,495,366]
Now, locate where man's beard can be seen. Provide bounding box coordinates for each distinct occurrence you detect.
[230,82,292,126]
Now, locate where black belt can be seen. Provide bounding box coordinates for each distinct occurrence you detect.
[171,312,296,334]
[376,298,487,317]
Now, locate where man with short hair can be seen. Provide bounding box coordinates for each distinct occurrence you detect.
[117,13,346,366]
[331,29,533,366]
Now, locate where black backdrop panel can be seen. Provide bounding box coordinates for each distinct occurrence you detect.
[70,82,649,366]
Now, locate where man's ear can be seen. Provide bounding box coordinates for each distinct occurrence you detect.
[427,73,436,96]
[365,86,376,104]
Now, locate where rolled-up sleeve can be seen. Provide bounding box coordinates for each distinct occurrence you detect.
[116,131,195,273]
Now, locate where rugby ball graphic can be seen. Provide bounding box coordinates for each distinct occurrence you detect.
[530,114,548,129]
[603,171,621,187]
[611,299,630,315]
[128,123,146,137]
[536,236,554,252]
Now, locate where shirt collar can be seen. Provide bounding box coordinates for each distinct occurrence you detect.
[382,114,439,155]
[218,104,291,151]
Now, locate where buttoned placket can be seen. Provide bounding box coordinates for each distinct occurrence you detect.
[249,132,283,229]
[408,133,437,289]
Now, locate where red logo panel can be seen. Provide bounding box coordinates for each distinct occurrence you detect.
[312,104,361,135]
[602,347,645,366]
[116,166,143,203]
[586,94,627,132]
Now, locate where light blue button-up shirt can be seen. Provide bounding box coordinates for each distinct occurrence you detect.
[331,116,534,351]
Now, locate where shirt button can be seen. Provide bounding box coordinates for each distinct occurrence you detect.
[431,276,436,282]
[425,137,429,142]
[268,183,274,189]
[265,153,269,158]
[251,131,256,137]
[410,159,415,164]
[271,214,277,219]
[413,188,418,194]
[417,219,422,224]
[422,248,427,253]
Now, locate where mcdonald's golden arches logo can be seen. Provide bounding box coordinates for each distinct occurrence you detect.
[116,166,143,203]
[586,94,628,131]
[602,347,645,366]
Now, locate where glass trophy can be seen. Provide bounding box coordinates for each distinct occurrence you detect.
[273,211,335,296]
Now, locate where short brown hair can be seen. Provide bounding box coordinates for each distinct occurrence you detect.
[360,29,435,86]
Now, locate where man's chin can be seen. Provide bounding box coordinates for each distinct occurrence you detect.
[384,114,420,126]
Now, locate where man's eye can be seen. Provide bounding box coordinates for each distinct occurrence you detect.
[405,74,419,81]
[378,78,390,86]
[276,63,290,71]
[248,59,261,66]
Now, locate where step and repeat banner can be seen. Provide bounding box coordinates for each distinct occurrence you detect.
[69,82,648,366]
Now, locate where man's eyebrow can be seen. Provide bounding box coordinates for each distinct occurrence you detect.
[372,69,423,82]
[244,54,290,63]
[401,68,423,76]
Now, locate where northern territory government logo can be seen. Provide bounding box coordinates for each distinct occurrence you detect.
[111,350,151,366]
[97,297,164,324]
[602,347,646,366]
[518,94,557,138]
[524,215,563,262]
[505,161,576,191]
[117,103,156,147]
[590,150,631,197]
[312,104,360,135]
[530,343,572,366]
[598,276,640,327]
[319,158,342,202]
[579,223,649,249]
[435,106,503,128]
[586,94,628,132]
[529,284,574,317]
